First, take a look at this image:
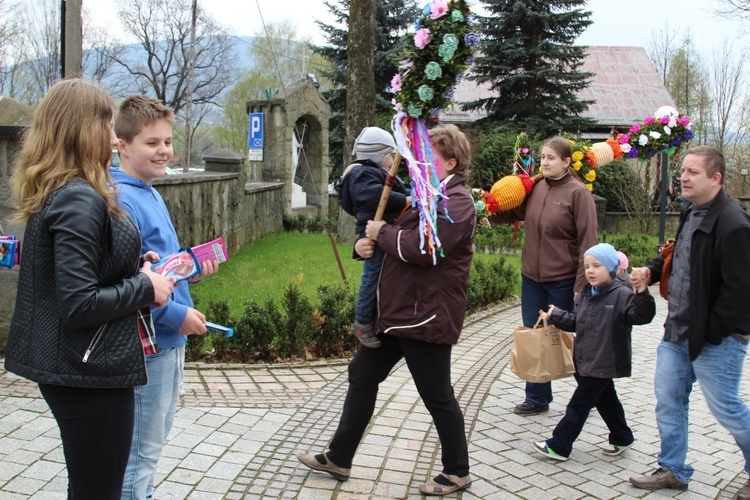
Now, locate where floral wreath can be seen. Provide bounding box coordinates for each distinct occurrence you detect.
[390,0,478,120]
[616,106,693,161]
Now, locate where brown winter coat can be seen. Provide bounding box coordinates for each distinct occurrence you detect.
[375,174,476,345]
[490,172,598,292]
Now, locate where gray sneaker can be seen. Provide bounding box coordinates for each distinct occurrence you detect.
[629,468,688,491]
[351,322,381,348]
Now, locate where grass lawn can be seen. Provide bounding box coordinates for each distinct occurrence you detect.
[191,231,521,317]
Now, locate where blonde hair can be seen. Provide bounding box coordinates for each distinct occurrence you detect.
[115,95,175,143]
[429,124,472,177]
[12,79,120,221]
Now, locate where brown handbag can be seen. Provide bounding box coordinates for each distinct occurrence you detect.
[659,238,675,300]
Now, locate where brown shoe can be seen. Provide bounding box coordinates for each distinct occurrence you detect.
[297,452,350,481]
[418,473,472,496]
[629,468,688,491]
[735,477,750,500]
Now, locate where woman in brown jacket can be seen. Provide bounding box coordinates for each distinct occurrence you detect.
[298,124,476,496]
[490,136,598,415]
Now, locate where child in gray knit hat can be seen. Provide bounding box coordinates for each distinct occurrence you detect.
[339,127,411,347]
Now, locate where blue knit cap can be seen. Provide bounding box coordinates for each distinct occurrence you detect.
[585,243,620,277]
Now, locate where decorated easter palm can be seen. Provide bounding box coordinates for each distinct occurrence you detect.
[384,0,478,263]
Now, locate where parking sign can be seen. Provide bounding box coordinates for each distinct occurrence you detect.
[248,113,264,161]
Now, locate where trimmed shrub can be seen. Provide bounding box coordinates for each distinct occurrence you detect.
[233,298,281,362]
[467,255,519,310]
[313,283,357,356]
[594,160,646,213]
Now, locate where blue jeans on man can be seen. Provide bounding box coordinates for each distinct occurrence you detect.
[121,344,184,499]
[655,337,750,484]
[519,275,576,408]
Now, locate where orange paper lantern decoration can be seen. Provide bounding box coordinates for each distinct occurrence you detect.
[490,174,538,212]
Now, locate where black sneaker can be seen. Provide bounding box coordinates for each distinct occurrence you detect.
[602,442,633,456]
[514,401,549,415]
[351,322,381,348]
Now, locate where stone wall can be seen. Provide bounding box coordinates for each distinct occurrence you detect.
[152,173,284,253]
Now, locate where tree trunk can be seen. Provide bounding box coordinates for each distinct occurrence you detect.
[338,0,376,243]
[343,0,376,166]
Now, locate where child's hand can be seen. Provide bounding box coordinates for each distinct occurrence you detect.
[143,251,160,263]
[630,267,651,289]
[188,259,218,283]
[539,305,556,322]
[178,307,208,335]
[634,275,649,293]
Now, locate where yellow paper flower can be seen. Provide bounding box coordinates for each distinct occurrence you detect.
[568,139,576,145]
[585,183,593,192]
[585,170,596,182]
[573,161,583,170]
[572,151,584,162]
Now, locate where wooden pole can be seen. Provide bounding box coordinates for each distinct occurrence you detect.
[373,153,402,222]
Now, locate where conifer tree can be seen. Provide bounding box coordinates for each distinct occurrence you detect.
[312,0,418,180]
[465,0,596,135]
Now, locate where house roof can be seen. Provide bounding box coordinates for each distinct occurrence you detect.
[445,46,676,129]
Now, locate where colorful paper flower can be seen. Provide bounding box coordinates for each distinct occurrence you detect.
[417,84,434,102]
[414,28,431,49]
[424,61,442,80]
[465,32,480,47]
[451,9,464,22]
[430,0,449,19]
[391,73,402,92]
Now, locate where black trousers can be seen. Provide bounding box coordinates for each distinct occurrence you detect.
[327,334,469,476]
[39,383,135,500]
[546,373,634,458]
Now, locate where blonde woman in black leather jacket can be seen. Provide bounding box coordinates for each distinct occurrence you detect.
[5,79,173,500]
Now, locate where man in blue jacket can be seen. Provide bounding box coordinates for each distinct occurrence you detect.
[629,146,750,499]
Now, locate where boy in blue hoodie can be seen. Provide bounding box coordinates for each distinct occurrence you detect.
[112,95,217,500]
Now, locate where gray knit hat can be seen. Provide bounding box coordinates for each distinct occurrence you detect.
[352,127,396,168]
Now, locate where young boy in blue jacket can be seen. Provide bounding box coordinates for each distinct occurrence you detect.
[112,95,217,499]
[533,243,655,461]
[338,127,410,348]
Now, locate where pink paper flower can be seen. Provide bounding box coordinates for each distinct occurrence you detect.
[414,28,431,49]
[391,98,403,112]
[629,124,641,134]
[430,0,449,19]
[391,73,402,92]
[643,117,655,125]
[618,134,630,144]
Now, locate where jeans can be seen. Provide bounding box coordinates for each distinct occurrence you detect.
[546,374,633,457]
[327,334,469,476]
[121,344,184,500]
[355,243,385,325]
[39,384,134,500]
[655,338,750,483]
[520,275,576,406]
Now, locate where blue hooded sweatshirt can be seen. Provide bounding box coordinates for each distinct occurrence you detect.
[110,167,190,348]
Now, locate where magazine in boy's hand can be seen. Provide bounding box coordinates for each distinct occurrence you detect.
[190,237,229,264]
[151,248,201,282]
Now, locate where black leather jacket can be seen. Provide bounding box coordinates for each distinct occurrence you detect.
[5,180,155,388]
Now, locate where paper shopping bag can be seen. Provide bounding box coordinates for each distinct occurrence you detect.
[510,315,575,383]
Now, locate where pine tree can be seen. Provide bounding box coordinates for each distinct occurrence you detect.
[312,0,418,180]
[465,0,596,135]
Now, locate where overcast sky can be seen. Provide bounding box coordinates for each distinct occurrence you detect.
[87,0,744,55]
